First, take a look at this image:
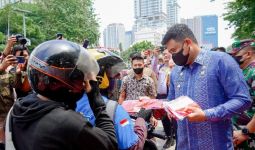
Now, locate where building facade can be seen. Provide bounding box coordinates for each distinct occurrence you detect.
[134,0,168,32]
[124,31,134,50]
[166,0,180,28]
[134,28,164,46]
[103,23,125,50]
[201,15,218,49]
[181,15,218,49]
[133,0,180,45]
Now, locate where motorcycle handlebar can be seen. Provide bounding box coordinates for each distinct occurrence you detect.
[130,114,167,140]
[149,131,167,140]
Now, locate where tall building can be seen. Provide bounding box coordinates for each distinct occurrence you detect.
[134,0,167,32]
[103,23,125,50]
[0,0,33,8]
[133,0,180,45]
[201,15,218,49]
[124,31,134,50]
[181,15,218,49]
[134,28,163,46]
[166,0,180,28]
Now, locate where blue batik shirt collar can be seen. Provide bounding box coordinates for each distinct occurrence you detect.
[181,49,207,70]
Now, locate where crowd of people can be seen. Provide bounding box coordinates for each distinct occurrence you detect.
[0,23,254,150]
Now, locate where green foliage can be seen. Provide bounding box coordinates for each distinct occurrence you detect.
[0,32,5,43]
[0,3,46,50]
[0,0,100,51]
[121,41,154,62]
[0,32,6,51]
[34,0,100,45]
[224,0,255,39]
[111,50,120,56]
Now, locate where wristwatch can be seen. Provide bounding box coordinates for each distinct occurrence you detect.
[241,127,250,136]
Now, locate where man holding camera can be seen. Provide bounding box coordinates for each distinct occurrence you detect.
[0,35,28,148]
[2,34,27,57]
[11,44,31,98]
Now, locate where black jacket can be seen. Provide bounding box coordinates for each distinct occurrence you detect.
[10,82,117,150]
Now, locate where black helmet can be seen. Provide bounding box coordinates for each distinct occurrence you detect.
[27,40,99,106]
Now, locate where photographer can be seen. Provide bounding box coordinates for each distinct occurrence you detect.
[12,45,31,98]
[2,34,27,58]
[2,36,17,58]
[0,54,17,148]
[1,34,30,98]
[0,35,29,148]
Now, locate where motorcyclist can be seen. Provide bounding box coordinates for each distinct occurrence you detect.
[7,40,117,150]
[76,48,148,150]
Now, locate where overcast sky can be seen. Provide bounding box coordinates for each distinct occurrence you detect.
[94,0,234,47]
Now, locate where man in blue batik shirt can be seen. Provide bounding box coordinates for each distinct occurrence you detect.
[162,24,252,150]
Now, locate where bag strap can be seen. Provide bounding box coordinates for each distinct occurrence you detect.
[159,64,165,71]
[5,107,16,150]
[106,100,118,123]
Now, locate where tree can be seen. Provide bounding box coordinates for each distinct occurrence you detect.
[121,41,154,62]
[0,0,100,51]
[112,50,120,56]
[224,0,255,39]
[0,3,46,50]
[0,32,6,51]
[34,0,100,45]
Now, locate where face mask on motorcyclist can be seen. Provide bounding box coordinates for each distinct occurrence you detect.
[172,42,190,66]
[133,68,143,74]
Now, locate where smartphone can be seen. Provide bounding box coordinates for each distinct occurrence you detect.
[83,39,89,48]
[16,56,25,63]
[56,33,63,40]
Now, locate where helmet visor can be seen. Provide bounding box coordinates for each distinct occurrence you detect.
[76,46,99,81]
[109,61,126,78]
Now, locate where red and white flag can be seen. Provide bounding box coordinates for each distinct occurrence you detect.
[120,119,129,127]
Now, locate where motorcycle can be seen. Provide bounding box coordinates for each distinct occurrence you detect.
[130,110,169,150]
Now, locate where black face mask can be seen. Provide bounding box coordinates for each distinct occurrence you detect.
[133,68,143,74]
[233,55,244,65]
[172,44,190,66]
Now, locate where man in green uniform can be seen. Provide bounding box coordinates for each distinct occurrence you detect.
[230,39,255,149]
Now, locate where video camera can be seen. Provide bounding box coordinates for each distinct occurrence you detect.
[15,34,27,45]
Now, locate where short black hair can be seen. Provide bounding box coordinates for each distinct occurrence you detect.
[161,24,198,45]
[129,52,140,59]
[211,47,226,52]
[131,53,144,63]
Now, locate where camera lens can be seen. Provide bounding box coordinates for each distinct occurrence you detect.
[15,34,27,45]
[20,38,27,45]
